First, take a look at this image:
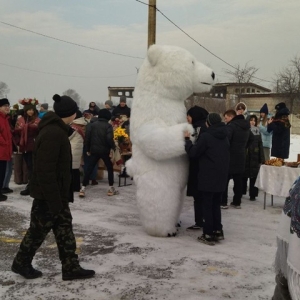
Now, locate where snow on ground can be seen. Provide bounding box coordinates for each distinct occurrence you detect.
[0,136,300,300]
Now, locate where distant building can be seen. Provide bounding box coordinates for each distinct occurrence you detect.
[212,82,271,99]
[108,87,134,100]
[188,82,300,133]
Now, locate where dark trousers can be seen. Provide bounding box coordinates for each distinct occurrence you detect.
[72,169,81,192]
[193,192,203,226]
[0,161,7,192]
[222,173,243,206]
[242,177,259,198]
[14,199,78,271]
[23,152,33,180]
[82,153,113,187]
[3,159,12,188]
[272,274,292,300]
[201,191,223,236]
[83,147,98,180]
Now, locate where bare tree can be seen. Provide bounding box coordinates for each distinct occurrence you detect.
[274,55,300,95]
[62,89,82,109]
[273,55,300,113]
[0,82,10,98]
[224,62,259,84]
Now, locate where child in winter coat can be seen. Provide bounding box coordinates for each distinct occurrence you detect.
[242,115,265,201]
[69,115,87,192]
[185,106,209,231]
[258,103,272,161]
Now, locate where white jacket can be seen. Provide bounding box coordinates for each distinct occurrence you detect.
[69,117,87,169]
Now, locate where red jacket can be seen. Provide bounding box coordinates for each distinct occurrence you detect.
[0,112,12,160]
[14,116,40,153]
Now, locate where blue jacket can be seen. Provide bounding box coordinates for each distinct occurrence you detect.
[258,124,272,148]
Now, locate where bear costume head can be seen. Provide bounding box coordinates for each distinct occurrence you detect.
[136,44,215,101]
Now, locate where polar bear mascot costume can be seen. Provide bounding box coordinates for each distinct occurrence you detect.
[126,45,215,237]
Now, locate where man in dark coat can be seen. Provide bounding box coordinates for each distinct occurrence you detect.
[221,109,253,209]
[12,94,95,281]
[112,96,131,118]
[267,102,291,159]
[80,109,118,198]
[185,113,230,245]
[185,106,209,231]
[83,101,100,116]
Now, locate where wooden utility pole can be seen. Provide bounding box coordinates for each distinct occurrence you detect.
[148,0,156,48]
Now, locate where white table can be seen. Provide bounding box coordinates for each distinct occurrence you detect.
[255,165,300,209]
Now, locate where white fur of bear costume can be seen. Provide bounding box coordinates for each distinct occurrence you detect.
[126,45,215,237]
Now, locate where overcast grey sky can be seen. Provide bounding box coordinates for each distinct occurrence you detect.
[0,0,299,108]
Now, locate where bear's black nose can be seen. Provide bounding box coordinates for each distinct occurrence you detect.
[211,72,215,80]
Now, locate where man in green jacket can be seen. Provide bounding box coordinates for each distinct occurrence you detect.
[12,94,95,280]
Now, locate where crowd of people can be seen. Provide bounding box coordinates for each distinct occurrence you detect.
[0,95,292,283]
[184,101,291,246]
[0,95,131,202]
[0,94,132,281]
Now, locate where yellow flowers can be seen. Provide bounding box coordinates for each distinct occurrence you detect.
[114,127,129,143]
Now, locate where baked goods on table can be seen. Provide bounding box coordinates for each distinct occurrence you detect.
[284,161,300,168]
[264,158,284,167]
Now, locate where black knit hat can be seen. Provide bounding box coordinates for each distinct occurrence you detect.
[275,102,286,111]
[52,94,77,118]
[98,108,111,121]
[206,113,221,126]
[260,103,268,114]
[187,106,209,125]
[0,98,10,107]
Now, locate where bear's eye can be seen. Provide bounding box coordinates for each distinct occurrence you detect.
[192,61,195,65]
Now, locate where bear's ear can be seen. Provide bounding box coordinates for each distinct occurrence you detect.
[147,44,164,67]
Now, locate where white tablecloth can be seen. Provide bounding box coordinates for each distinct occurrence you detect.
[255,165,300,197]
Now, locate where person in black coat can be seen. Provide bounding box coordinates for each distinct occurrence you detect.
[112,96,131,119]
[185,113,230,245]
[80,109,118,198]
[267,102,291,159]
[185,106,209,231]
[242,115,265,201]
[83,101,100,116]
[12,94,95,280]
[221,109,253,209]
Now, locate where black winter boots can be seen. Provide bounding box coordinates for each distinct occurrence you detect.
[20,185,30,196]
[11,261,42,279]
[62,266,95,281]
[0,193,7,201]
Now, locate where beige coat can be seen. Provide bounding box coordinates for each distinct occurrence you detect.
[69,117,87,169]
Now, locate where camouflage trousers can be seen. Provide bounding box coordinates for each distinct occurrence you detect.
[13,199,79,272]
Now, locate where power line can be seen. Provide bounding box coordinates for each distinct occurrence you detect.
[135,0,275,85]
[0,62,137,79]
[0,21,144,60]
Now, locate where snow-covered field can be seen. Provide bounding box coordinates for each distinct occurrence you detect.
[1,135,300,300]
